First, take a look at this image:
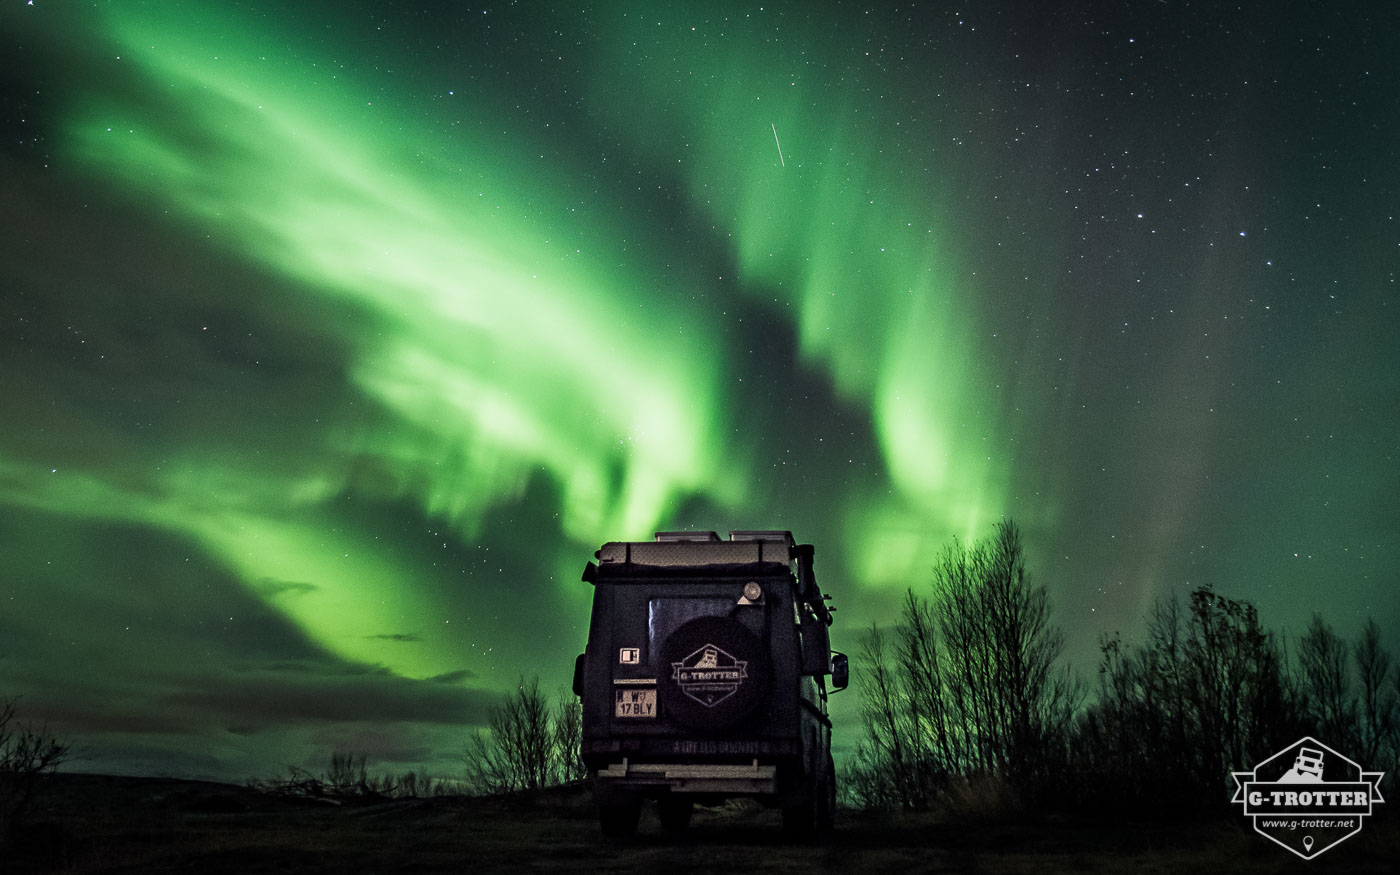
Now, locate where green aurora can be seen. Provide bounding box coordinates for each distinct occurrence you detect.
[2,2,1396,779]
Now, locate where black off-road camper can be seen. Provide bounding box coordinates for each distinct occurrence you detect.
[572,530,848,837]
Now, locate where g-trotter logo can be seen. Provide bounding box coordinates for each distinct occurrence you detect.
[672,643,748,707]
[1231,736,1385,859]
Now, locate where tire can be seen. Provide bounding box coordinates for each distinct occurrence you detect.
[784,756,835,838]
[819,754,837,832]
[657,796,694,832]
[599,798,642,838]
[782,786,819,837]
[659,616,771,732]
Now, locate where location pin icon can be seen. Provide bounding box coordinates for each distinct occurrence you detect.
[1303,836,1314,853]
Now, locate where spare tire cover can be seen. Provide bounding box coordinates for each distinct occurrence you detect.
[660,615,771,731]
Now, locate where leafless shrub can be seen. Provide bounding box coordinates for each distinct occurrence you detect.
[463,676,584,795]
[0,697,69,845]
[552,688,585,785]
[249,751,462,802]
[327,750,371,797]
[392,769,450,798]
[248,764,341,803]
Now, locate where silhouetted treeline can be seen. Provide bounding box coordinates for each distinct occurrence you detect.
[1069,587,1300,814]
[846,521,1399,817]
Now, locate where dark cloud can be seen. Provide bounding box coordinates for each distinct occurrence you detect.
[159,667,490,727]
[427,669,475,685]
[0,506,491,778]
[0,510,326,662]
[257,580,320,598]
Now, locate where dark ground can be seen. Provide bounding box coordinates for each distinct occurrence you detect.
[5,774,1397,874]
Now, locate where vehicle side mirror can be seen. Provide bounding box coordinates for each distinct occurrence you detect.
[829,651,849,692]
[572,652,586,697]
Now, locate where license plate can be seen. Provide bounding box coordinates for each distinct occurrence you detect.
[614,687,657,718]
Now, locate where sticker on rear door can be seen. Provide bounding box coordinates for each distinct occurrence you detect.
[672,643,748,707]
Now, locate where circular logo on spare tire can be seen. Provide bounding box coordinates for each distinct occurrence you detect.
[672,644,748,707]
[661,616,770,731]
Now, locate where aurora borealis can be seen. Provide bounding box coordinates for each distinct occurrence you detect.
[2,1,1397,781]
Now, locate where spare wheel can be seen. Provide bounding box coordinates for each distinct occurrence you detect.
[660,615,771,731]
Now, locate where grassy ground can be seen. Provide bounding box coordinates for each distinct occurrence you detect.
[6,774,1397,874]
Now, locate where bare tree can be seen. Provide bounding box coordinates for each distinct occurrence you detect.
[845,623,914,809]
[464,676,580,795]
[552,687,585,784]
[1353,619,1395,766]
[463,727,515,796]
[0,698,68,846]
[897,589,954,799]
[848,521,1076,810]
[923,522,1075,790]
[1182,586,1289,792]
[1299,613,1357,750]
[1073,586,1304,813]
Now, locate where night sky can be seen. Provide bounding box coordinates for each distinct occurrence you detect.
[2,1,1396,782]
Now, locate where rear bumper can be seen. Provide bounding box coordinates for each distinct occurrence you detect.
[582,736,800,758]
[595,757,778,795]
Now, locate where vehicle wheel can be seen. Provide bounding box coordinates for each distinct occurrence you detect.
[660,616,771,731]
[784,756,836,838]
[599,798,642,838]
[781,788,819,837]
[657,796,694,832]
[818,754,837,832]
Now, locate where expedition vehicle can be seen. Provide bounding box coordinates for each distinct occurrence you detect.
[572,530,848,837]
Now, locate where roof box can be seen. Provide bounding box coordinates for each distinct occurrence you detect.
[654,531,722,542]
[595,530,795,568]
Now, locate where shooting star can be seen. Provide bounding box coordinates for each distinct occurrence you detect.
[772,123,785,167]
